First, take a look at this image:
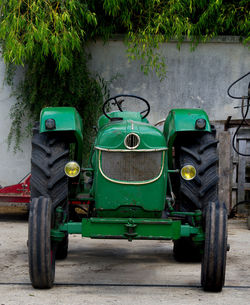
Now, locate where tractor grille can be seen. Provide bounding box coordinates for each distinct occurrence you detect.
[101,151,162,182]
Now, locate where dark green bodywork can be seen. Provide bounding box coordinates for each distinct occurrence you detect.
[93,116,167,217]
[51,211,204,243]
[40,107,84,166]
[164,108,211,164]
[164,108,211,144]
[40,106,211,242]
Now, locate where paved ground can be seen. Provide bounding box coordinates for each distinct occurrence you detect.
[0,217,249,305]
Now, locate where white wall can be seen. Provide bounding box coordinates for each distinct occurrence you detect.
[0,37,249,185]
[87,37,250,123]
[0,56,31,186]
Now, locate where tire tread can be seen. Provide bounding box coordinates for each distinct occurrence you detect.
[201,201,227,292]
[31,129,69,209]
[28,197,55,288]
[177,132,219,212]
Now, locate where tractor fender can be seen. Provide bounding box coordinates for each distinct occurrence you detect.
[40,107,83,165]
[164,108,211,162]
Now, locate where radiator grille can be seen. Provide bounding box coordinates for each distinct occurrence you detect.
[101,151,162,181]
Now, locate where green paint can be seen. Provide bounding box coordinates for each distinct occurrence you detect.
[59,222,82,235]
[164,108,211,164]
[94,172,167,217]
[40,107,84,165]
[93,149,167,216]
[66,218,182,240]
[91,114,168,217]
[51,229,65,242]
[180,224,201,237]
[53,218,204,242]
[95,119,166,150]
[44,107,210,246]
[98,111,149,129]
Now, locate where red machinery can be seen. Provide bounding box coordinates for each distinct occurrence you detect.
[0,174,90,214]
[0,174,31,213]
[0,174,92,219]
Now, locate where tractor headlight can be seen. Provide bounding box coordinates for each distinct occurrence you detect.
[64,161,80,178]
[181,165,196,181]
[195,118,206,130]
[45,118,56,130]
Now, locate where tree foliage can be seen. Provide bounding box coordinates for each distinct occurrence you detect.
[0,0,97,71]
[0,1,249,75]
[8,51,107,157]
[0,0,249,152]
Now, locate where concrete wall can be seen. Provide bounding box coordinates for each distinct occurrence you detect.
[0,56,31,186]
[0,37,249,185]
[87,37,250,123]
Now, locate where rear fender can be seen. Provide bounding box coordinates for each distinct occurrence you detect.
[164,109,211,165]
[40,107,83,166]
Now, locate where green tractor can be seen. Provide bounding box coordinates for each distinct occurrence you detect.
[28,94,227,291]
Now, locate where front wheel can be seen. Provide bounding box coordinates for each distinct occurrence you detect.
[28,196,55,289]
[201,201,227,292]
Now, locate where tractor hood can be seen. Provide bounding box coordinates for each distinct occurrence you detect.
[95,119,167,150]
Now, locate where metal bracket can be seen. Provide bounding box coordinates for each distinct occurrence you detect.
[124,219,137,241]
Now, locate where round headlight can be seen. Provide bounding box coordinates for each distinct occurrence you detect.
[64,161,80,178]
[45,118,56,130]
[195,118,206,130]
[181,165,196,181]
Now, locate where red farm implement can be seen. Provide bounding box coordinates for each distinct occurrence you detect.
[0,174,31,215]
[0,174,89,216]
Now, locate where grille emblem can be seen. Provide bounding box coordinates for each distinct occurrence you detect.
[124,133,140,149]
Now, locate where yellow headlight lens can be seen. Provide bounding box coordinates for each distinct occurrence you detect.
[64,161,80,178]
[181,165,196,181]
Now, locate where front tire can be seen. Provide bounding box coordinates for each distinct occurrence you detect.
[28,197,55,289]
[201,201,227,292]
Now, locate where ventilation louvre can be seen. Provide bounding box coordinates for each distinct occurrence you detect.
[101,151,162,181]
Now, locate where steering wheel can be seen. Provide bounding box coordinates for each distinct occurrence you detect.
[102,94,150,120]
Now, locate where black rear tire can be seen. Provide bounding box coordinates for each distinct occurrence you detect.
[174,132,219,213]
[201,201,227,292]
[30,125,69,209]
[28,196,55,289]
[173,131,219,261]
[31,125,70,261]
